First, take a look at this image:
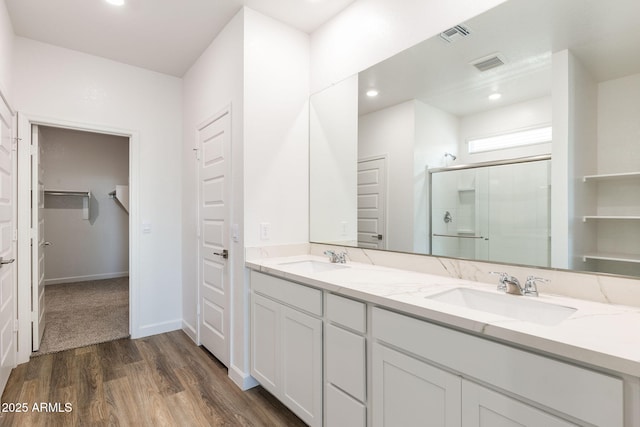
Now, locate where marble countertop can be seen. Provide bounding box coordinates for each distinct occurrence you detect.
[247,254,640,377]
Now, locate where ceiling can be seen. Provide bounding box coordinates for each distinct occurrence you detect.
[358,0,640,117]
[5,0,356,77]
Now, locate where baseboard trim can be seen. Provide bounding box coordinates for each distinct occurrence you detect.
[182,320,197,343]
[45,271,129,286]
[229,365,259,391]
[134,319,182,339]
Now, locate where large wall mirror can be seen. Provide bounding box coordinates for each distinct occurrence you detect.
[310,0,640,277]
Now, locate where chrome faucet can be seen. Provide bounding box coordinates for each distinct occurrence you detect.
[324,250,347,264]
[523,276,550,297]
[490,272,548,297]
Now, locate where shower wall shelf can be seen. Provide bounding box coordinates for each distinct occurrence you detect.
[44,190,91,219]
[109,185,129,214]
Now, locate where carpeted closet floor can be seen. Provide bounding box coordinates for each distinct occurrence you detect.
[35,277,129,356]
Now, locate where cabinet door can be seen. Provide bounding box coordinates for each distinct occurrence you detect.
[372,343,461,427]
[462,380,578,427]
[250,293,280,395]
[326,324,366,402]
[281,305,323,427]
[326,383,366,427]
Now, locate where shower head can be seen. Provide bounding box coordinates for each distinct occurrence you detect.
[445,152,457,161]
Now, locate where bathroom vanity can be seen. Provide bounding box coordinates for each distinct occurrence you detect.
[246,252,640,427]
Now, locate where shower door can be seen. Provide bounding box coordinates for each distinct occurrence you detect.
[430,159,551,267]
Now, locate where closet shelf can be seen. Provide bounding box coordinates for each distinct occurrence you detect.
[44,190,91,198]
[109,185,129,214]
[44,190,91,220]
[583,171,640,182]
[583,252,640,264]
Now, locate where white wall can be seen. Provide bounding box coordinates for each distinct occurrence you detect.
[457,96,553,164]
[570,56,598,272]
[310,0,508,92]
[597,73,640,174]
[243,9,310,248]
[12,37,183,338]
[182,7,309,389]
[310,75,358,245]
[415,100,460,253]
[551,50,572,269]
[0,0,13,99]
[40,126,129,284]
[181,7,244,354]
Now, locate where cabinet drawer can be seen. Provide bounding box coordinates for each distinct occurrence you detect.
[326,293,366,333]
[251,271,322,316]
[326,324,366,402]
[326,384,366,427]
[372,307,623,427]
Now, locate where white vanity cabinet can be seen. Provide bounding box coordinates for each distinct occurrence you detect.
[371,307,624,427]
[250,271,323,427]
[372,342,461,426]
[325,294,367,427]
[461,380,576,427]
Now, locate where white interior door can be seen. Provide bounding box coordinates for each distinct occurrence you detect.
[0,94,16,391]
[198,110,231,367]
[31,125,45,351]
[357,157,386,249]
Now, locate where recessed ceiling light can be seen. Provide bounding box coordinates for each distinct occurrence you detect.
[366,89,379,97]
[488,93,502,101]
[106,0,125,6]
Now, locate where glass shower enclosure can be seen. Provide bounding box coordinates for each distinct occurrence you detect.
[430,158,551,267]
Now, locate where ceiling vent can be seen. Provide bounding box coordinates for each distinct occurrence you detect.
[470,53,507,72]
[439,25,471,43]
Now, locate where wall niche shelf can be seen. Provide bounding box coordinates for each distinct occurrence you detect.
[583,171,640,182]
[582,215,640,222]
[581,171,640,270]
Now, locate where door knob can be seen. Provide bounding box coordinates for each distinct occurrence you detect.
[213,249,229,259]
[43,241,52,247]
[0,257,15,267]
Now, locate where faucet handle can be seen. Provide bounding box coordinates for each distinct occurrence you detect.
[524,276,549,297]
[489,271,509,291]
[324,249,347,264]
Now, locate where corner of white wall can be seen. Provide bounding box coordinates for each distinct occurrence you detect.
[0,0,15,100]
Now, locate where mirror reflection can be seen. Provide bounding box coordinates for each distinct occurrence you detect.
[310,0,640,277]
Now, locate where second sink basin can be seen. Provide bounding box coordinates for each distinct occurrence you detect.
[278,260,349,274]
[426,287,576,326]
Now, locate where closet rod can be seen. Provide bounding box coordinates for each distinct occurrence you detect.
[44,190,91,197]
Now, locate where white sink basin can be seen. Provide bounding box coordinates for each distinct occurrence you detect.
[278,260,349,274]
[426,288,576,326]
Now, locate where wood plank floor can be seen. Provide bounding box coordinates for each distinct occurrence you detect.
[0,331,306,427]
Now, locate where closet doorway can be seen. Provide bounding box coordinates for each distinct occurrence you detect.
[16,117,135,361]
